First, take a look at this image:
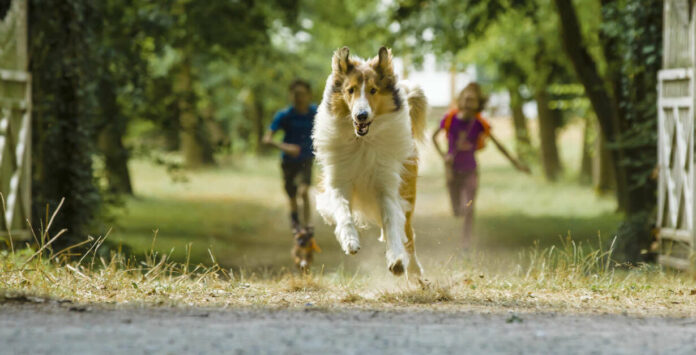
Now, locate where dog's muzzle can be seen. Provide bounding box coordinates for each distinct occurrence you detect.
[353,120,372,136]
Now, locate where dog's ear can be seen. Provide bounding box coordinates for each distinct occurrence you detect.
[332,46,354,75]
[374,46,393,76]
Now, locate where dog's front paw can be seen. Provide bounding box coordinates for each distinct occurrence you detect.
[343,238,361,255]
[386,247,409,276]
[337,224,361,255]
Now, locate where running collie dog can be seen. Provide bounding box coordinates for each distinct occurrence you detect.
[313,46,427,276]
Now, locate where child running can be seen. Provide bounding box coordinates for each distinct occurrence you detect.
[432,82,530,249]
[263,79,320,270]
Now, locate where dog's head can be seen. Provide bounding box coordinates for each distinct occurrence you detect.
[329,46,401,137]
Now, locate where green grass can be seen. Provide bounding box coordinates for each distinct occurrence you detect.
[108,117,621,276]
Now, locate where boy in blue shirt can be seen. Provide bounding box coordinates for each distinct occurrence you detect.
[263,79,319,269]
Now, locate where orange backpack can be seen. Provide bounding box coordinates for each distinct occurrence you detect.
[442,108,491,150]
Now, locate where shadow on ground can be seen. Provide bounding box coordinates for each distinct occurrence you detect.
[111,191,620,275]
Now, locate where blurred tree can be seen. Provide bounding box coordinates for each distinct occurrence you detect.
[553,0,661,260]
[394,0,573,181]
[500,61,533,163]
[200,0,391,155]
[139,0,300,167]
[92,0,163,195]
[30,0,102,248]
[28,0,304,246]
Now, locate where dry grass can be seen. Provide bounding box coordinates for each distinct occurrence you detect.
[379,283,453,304]
[2,222,696,317]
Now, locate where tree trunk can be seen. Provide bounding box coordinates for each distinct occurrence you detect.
[252,87,266,154]
[535,86,562,181]
[162,111,180,151]
[597,0,631,211]
[176,56,215,168]
[97,77,133,195]
[554,0,662,262]
[579,117,592,184]
[592,131,615,194]
[98,126,133,195]
[554,0,629,209]
[30,0,101,249]
[509,85,532,162]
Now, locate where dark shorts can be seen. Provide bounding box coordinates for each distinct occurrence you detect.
[281,158,313,197]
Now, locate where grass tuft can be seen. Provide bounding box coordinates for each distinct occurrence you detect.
[284,274,325,292]
[379,282,453,304]
[341,291,363,304]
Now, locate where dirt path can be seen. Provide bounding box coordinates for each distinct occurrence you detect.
[2,303,695,354]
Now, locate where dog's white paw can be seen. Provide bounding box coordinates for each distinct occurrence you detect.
[337,224,360,255]
[386,247,409,276]
[343,238,361,255]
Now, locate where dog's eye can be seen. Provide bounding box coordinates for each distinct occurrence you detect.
[370,88,377,95]
[348,87,354,94]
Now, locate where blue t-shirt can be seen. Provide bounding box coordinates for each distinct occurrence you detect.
[269,105,316,162]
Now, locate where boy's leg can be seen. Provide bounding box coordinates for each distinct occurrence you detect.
[292,159,319,270]
[299,185,310,227]
[281,160,301,230]
[298,158,314,229]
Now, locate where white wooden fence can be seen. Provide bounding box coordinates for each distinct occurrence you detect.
[657,0,696,269]
[0,0,31,242]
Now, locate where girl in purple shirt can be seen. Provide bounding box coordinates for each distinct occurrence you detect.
[432,83,530,250]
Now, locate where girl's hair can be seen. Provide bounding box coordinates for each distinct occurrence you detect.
[457,82,488,113]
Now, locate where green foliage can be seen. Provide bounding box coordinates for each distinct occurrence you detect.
[606,0,662,260]
[29,0,304,240]
[609,0,661,190]
[186,0,393,153]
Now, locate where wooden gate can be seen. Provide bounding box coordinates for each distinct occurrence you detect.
[0,0,31,242]
[657,0,696,269]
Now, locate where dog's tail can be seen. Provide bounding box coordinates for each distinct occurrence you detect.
[404,84,428,142]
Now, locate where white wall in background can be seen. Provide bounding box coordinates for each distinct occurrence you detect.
[393,54,538,119]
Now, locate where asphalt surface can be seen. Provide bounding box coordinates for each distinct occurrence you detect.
[2,302,696,354]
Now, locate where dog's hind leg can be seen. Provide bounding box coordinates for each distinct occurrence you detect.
[319,186,361,255]
[400,158,423,277]
[381,194,409,276]
[404,217,423,277]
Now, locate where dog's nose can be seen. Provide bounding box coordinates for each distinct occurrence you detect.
[356,112,368,121]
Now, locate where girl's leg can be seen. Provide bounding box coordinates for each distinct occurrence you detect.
[460,171,478,249]
[447,171,462,216]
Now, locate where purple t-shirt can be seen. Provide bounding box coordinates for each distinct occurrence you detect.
[440,114,484,172]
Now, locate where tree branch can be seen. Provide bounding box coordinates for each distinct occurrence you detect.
[553,0,618,142]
